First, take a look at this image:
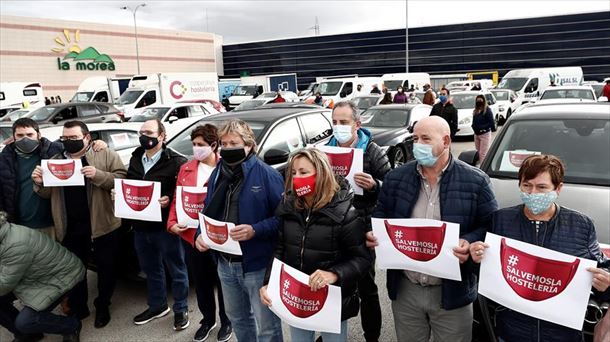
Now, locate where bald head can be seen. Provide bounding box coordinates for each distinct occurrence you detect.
[415,116,451,138]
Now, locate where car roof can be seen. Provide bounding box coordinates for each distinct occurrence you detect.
[192,104,327,123]
[544,85,594,91]
[510,102,610,120]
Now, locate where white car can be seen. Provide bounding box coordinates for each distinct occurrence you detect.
[1,107,36,122]
[451,91,499,137]
[258,91,300,102]
[514,85,598,114]
[129,102,217,124]
[489,89,519,124]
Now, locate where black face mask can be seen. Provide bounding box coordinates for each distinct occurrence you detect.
[14,137,40,154]
[139,135,159,150]
[63,139,85,154]
[476,101,484,108]
[220,147,247,166]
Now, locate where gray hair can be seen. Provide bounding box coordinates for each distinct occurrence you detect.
[332,101,360,122]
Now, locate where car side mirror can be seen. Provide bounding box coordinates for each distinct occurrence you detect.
[458,150,479,166]
[340,91,347,98]
[264,148,289,165]
[168,116,178,123]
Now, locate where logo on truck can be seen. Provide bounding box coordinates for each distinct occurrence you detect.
[52,29,115,71]
[170,81,188,99]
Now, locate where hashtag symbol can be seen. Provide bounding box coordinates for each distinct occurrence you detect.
[395,230,403,239]
[508,255,519,266]
[283,279,290,289]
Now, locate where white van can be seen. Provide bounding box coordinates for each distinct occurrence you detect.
[496,67,583,106]
[381,73,430,92]
[0,82,45,117]
[71,76,131,103]
[317,76,381,107]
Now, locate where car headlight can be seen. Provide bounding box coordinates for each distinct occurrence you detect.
[459,117,472,125]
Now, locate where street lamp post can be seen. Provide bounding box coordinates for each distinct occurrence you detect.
[121,3,146,74]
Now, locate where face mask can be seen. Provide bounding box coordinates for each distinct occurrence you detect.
[63,139,85,154]
[413,143,439,167]
[139,135,159,150]
[220,147,247,166]
[293,174,316,197]
[398,88,403,93]
[520,191,558,215]
[439,95,448,103]
[333,125,354,144]
[476,101,484,108]
[193,145,213,161]
[14,137,40,154]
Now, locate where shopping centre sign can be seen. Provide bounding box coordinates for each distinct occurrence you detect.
[51,29,115,71]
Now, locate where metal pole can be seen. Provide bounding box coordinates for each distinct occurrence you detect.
[133,11,140,74]
[405,0,409,72]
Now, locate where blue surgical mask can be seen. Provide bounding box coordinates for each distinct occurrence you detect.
[413,143,439,167]
[333,125,354,144]
[520,191,558,215]
[439,95,448,103]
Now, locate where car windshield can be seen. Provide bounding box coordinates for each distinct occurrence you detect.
[318,82,343,96]
[486,119,610,186]
[234,100,267,111]
[130,107,170,122]
[497,77,528,91]
[5,110,29,121]
[362,108,409,128]
[451,94,477,109]
[383,80,402,90]
[117,90,143,105]
[71,92,94,102]
[541,89,595,101]
[27,107,56,121]
[233,86,258,96]
[353,97,380,110]
[168,119,267,157]
[491,91,509,101]
[590,84,604,98]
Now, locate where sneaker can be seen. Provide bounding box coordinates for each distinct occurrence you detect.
[62,321,81,342]
[174,311,190,331]
[133,307,170,325]
[217,324,233,342]
[193,322,216,341]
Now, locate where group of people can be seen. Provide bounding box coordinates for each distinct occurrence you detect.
[44,96,62,105]
[1,98,609,342]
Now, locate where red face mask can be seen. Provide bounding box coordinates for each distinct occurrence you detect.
[292,174,316,197]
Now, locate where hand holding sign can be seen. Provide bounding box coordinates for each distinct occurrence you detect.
[32,165,43,185]
[469,241,490,263]
[587,267,610,292]
[452,239,471,264]
[230,224,255,241]
[197,214,242,255]
[81,166,97,179]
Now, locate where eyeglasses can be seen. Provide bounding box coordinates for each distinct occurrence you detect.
[59,135,84,141]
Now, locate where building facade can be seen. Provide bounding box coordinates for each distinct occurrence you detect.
[223,11,610,88]
[0,15,223,100]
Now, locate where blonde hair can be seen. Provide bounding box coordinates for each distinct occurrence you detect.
[218,119,257,152]
[285,148,340,211]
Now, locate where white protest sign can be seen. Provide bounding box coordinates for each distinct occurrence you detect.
[315,145,364,195]
[371,218,462,281]
[109,132,132,149]
[114,179,161,222]
[176,186,207,228]
[499,150,541,172]
[479,233,596,330]
[198,214,242,256]
[41,159,85,186]
[267,258,342,334]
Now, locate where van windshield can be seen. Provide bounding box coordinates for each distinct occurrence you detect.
[233,86,258,96]
[71,92,94,102]
[318,82,343,96]
[490,90,509,101]
[497,78,528,91]
[383,80,403,90]
[117,90,143,105]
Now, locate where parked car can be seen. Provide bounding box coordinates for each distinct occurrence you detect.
[451,91,499,137]
[0,106,21,118]
[489,89,518,125]
[167,104,333,173]
[1,107,35,122]
[539,85,597,102]
[129,103,216,123]
[178,98,226,112]
[352,95,383,114]
[583,81,605,100]
[233,98,273,111]
[24,102,124,126]
[0,122,13,152]
[361,104,431,168]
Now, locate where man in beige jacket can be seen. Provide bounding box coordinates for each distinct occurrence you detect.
[32,120,127,329]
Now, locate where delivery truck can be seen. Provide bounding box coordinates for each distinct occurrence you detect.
[496,67,583,106]
[0,82,45,117]
[228,73,297,109]
[115,72,219,119]
[71,76,131,103]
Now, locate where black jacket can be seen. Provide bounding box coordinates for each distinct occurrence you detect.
[471,107,495,135]
[0,138,63,222]
[267,178,372,321]
[126,146,186,232]
[356,140,391,227]
[430,102,459,138]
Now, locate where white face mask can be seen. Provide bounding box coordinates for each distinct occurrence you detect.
[333,125,354,144]
[192,145,213,161]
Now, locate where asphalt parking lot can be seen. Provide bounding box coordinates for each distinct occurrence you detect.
[0,134,496,342]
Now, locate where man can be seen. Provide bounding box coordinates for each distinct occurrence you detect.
[603,77,610,102]
[127,119,189,331]
[370,84,382,94]
[221,95,231,111]
[31,120,127,328]
[327,101,391,342]
[195,119,284,342]
[369,116,497,342]
[430,87,458,139]
[0,211,85,342]
[422,83,436,106]
[272,92,285,103]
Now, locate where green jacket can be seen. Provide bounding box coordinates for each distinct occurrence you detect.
[0,221,85,311]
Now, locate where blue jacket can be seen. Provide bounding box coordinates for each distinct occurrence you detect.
[0,138,63,223]
[372,156,498,310]
[490,205,609,342]
[204,155,284,273]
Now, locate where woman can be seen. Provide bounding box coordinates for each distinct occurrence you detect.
[380,92,393,104]
[167,124,232,342]
[471,94,494,164]
[469,155,610,342]
[393,86,407,103]
[260,148,372,342]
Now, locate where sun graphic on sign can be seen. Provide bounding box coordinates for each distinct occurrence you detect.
[51,29,81,54]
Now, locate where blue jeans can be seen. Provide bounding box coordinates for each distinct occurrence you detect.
[134,230,189,313]
[290,320,348,342]
[217,257,282,342]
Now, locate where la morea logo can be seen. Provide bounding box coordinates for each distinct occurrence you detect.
[51,29,115,71]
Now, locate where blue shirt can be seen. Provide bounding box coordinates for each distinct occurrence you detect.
[142,149,162,174]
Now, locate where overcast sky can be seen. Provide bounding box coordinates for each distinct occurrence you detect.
[1,0,609,44]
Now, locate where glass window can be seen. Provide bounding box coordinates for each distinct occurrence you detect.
[0,92,5,100]
[541,89,595,101]
[136,91,156,108]
[167,107,189,120]
[524,78,539,93]
[485,94,496,105]
[117,90,143,105]
[131,107,170,122]
[353,96,381,110]
[260,118,304,160]
[27,107,56,121]
[299,113,332,143]
[101,130,140,151]
[491,91,509,101]
[383,80,402,90]
[451,94,477,109]
[342,82,353,96]
[233,85,258,96]
[79,105,100,117]
[318,81,343,96]
[497,78,528,91]
[71,92,94,102]
[23,89,37,96]
[56,107,78,121]
[92,91,109,102]
[188,105,205,117]
[362,108,410,128]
